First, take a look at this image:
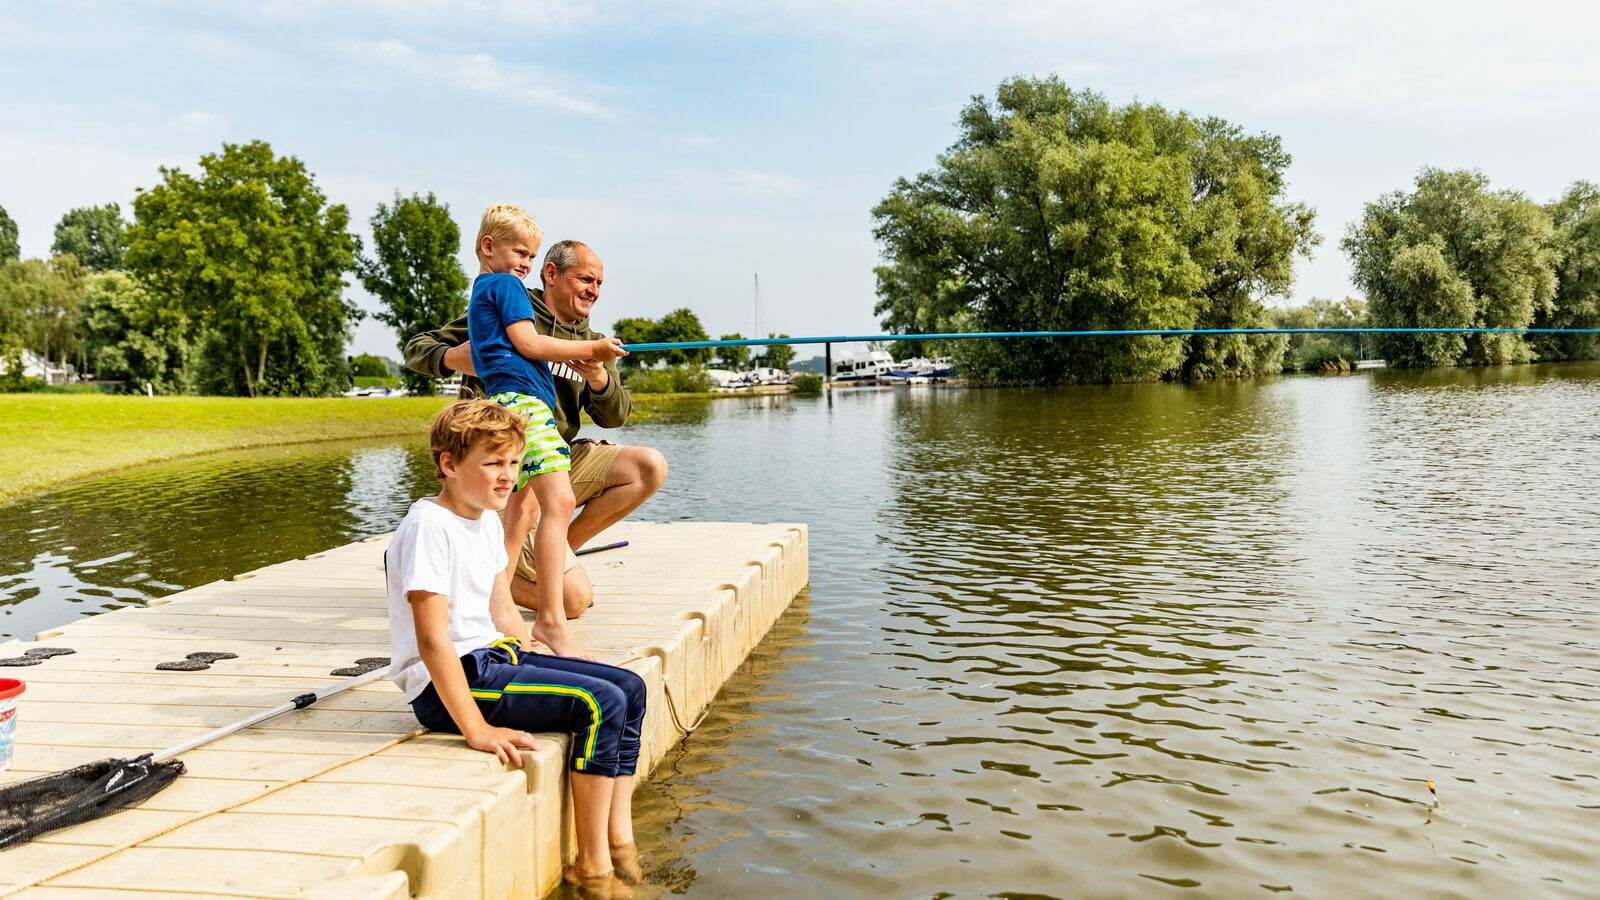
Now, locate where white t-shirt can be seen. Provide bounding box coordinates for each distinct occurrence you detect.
[386,497,509,701]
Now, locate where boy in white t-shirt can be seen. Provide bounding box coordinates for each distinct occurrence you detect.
[387,400,645,892]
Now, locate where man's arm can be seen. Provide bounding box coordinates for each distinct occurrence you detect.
[577,356,632,428]
[404,317,471,378]
[410,590,538,766]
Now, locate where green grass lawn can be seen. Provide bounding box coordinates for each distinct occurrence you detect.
[0,394,452,504]
[0,392,725,503]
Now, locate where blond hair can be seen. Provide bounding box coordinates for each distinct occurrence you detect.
[427,399,526,480]
[475,203,543,260]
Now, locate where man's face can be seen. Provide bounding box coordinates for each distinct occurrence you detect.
[440,439,520,512]
[543,246,604,323]
[481,230,541,280]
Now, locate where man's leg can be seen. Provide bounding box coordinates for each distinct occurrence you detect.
[510,556,592,619]
[567,444,668,549]
[511,442,666,618]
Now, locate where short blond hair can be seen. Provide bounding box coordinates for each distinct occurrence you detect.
[427,399,526,480]
[476,204,543,260]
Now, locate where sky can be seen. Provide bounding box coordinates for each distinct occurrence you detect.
[3,1,1600,358]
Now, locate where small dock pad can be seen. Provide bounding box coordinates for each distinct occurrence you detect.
[0,521,808,898]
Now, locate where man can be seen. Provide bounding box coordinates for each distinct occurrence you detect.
[405,239,668,619]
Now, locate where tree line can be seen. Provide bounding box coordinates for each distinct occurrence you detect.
[874,76,1600,384]
[0,139,799,397]
[0,141,476,396]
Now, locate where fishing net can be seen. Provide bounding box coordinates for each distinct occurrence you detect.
[0,754,184,850]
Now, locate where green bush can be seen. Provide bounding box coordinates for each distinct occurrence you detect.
[353,375,402,389]
[790,372,822,394]
[1291,336,1353,373]
[625,365,712,394]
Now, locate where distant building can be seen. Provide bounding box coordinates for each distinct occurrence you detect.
[18,350,76,385]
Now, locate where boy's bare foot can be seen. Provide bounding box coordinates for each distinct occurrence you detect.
[564,866,631,899]
[609,842,643,884]
[529,620,594,660]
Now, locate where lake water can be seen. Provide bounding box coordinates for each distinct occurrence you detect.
[3,363,1598,898]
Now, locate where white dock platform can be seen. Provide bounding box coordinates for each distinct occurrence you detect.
[0,521,808,898]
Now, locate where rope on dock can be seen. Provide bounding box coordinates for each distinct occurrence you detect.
[0,726,427,898]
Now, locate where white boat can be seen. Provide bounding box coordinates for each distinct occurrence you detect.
[832,350,895,382]
[885,357,955,381]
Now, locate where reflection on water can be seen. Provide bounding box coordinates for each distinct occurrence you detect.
[0,439,437,640]
[5,364,1600,897]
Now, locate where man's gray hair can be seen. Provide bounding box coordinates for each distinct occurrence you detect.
[540,240,589,286]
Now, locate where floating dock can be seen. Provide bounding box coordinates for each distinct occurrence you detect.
[0,521,808,898]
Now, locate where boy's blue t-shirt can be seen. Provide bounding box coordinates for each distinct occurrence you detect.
[467,273,558,409]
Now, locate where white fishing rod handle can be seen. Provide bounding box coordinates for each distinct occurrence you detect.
[152,666,389,762]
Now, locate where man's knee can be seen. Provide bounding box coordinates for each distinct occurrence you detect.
[563,567,593,618]
[510,570,593,619]
[634,447,668,492]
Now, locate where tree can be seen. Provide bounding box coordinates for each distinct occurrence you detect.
[0,255,84,369]
[126,141,360,396]
[0,203,18,262]
[1533,182,1600,361]
[872,77,1315,385]
[713,333,749,369]
[646,308,711,367]
[758,333,795,370]
[611,316,656,370]
[350,353,390,378]
[356,191,469,392]
[76,271,190,392]
[1343,168,1556,368]
[52,203,129,270]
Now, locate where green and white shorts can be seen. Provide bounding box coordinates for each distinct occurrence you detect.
[490,391,572,490]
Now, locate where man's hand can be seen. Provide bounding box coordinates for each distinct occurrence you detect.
[443,342,477,376]
[465,725,540,767]
[587,337,628,362]
[568,358,610,391]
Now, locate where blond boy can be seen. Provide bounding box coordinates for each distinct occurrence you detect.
[467,205,626,658]
[387,400,645,889]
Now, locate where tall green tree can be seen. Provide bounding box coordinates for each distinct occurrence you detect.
[647,308,712,367]
[758,333,795,370]
[611,316,656,371]
[872,77,1315,385]
[356,191,469,392]
[76,271,190,392]
[1343,168,1556,368]
[1532,181,1600,361]
[52,203,129,270]
[0,203,18,262]
[714,333,750,369]
[126,141,360,396]
[0,255,85,369]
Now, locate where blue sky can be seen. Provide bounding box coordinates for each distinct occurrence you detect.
[4,1,1599,358]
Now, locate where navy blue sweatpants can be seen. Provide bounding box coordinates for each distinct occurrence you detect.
[411,642,646,777]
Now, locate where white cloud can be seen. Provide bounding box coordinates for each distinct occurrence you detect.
[347,38,615,118]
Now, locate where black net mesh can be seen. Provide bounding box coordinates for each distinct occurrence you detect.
[0,754,185,850]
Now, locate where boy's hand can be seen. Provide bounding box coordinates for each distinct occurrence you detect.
[588,337,628,361]
[465,725,540,767]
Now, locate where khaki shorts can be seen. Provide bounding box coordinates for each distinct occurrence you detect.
[512,438,625,583]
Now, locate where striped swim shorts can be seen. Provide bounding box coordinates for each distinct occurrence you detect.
[489,391,572,490]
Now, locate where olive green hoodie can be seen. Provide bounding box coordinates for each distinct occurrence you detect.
[403,286,632,444]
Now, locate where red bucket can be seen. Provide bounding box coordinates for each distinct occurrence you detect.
[0,677,24,772]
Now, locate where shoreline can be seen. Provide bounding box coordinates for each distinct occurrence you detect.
[0,391,784,505]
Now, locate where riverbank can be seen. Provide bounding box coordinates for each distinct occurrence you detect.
[0,394,454,504]
[0,391,775,504]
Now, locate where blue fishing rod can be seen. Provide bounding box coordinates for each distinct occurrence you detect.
[621,327,1600,353]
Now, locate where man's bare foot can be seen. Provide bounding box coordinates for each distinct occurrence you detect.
[529,620,592,660]
[609,842,642,884]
